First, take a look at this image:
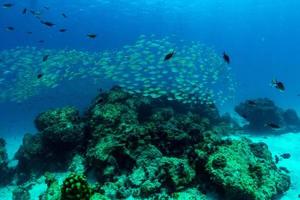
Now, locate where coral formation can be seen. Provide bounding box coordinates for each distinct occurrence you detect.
[0,138,13,186]
[205,138,290,200]
[15,107,84,184]
[235,98,300,132]
[9,87,290,199]
[61,173,92,200]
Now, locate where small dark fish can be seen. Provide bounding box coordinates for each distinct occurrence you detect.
[41,21,55,27]
[6,26,14,31]
[26,31,32,34]
[275,155,279,164]
[265,122,280,129]
[280,153,291,159]
[87,34,97,39]
[37,73,43,79]
[223,52,230,64]
[59,28,67,32]
[247,100,256,106]
[271,79,285,91]
[30,10,42,18]
[62,13,67,18]
[44,6,50,10]
[38,40,45,43]
[241,113,248,119]
[3,3,13,8]
[279,166,290,173]
[164,51,175,61]
[42,55,49,62]
[22,8,27,14]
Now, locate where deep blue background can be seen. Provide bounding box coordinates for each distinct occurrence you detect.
[1,0,300,137]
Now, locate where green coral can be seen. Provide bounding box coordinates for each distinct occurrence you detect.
[91,103,125,126]
[61,173,92,200]
[159,157,196,190]
[40,173,61,200]
[205,139,290,200]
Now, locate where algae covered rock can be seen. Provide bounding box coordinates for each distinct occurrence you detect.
[205,138,290,200]
[35,106,84,148]
[0,137,13,186]
[12,185,30,200]
[159,157,196,190]
[235,98,300,132]
[39,173,61,200]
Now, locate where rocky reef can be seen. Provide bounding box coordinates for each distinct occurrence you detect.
[7,87,290,199]
[0,138,13,186]
[235,98,300,133]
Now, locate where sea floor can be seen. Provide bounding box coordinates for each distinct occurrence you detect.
[0,132,299,200]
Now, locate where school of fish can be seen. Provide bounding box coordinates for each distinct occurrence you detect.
[0,35,236,104]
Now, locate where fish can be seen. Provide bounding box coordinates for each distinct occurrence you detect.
[223,52,230,64]
[62,13,67,18]
[87,34,97,39]
[275,155,279,164]
[26,31,33,34]
[37,73,43,79]
[246,100,256,106]
[271,79,285,91]
[42,55,49,62]
[41,21,55,27]
[44,6,50,10]
[30,10,42,18]
[264,122,280,129]
[6,26,14,31]
[59,28,67,32]
[38,40,45,43]
[22,8,27,14]
[280,153,291,159]
[2,3,13,8]
[279,166,290,173]
[164,51,175,61]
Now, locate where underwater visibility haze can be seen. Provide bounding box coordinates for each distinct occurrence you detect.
[0,0,300,199]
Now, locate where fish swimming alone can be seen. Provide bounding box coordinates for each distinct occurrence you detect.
[265,122,281,129]
[271,79,285,92]
[40,21,55,27]
[2,3,13,8]
[37,73,43,79]
[164,51,175,61]
[87,34,97,39]
[247,100,256,106]
[6,26,14,31]
[59,29,67,32]
[22,8,27,14]
[223,52,230,64]
[42,55,49,62]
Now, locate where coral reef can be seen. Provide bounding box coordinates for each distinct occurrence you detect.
[205,138,290,200]
[10,87,290,199]
[61,173,92,200]
[15,107,84,184]
[235,98,300,132]
[0,138,13,186]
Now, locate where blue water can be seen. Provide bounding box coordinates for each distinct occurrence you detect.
[1,0,300,146]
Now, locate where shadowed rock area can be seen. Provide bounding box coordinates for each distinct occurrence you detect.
[235,98,300,133]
